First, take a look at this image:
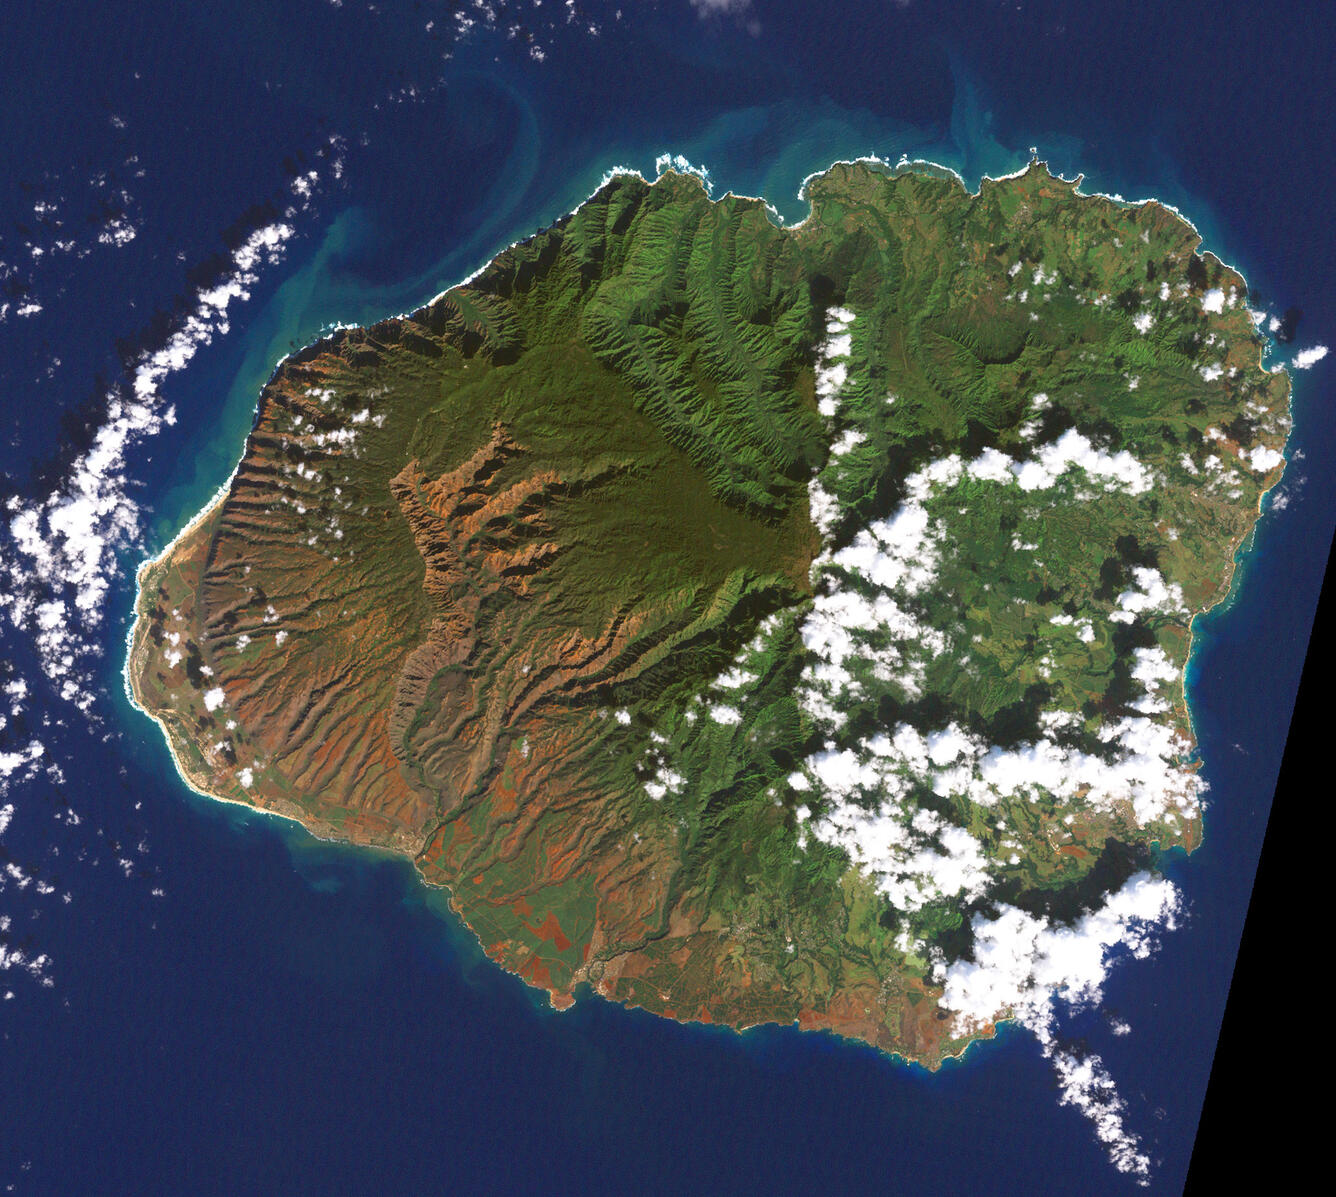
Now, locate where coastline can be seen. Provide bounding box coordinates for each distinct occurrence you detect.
[122,469,356,842]
[118,148,1294,1072]
[140,147,1292,466]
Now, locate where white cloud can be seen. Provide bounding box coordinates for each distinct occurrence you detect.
[940,873,1181,1033]
[1049,1046,1153,1182]
[0,741,45,789]
[812,306,856,422]
[833,501,941,594]
[938,873,1180,1184]
[0,166,331,712]
[0,935,53,985]
[1201,288,1225,313]
[3,678,28,712]
[1114,566,1187,622]
[1009,429,1153,495]
[956,703,1200,827]
[714,664,753,690]
[806,801,999,913]
[965,447,1014,483]
[797,462,1199,902]
[796,415,1197,899]
[97,216,138,248]
[805,742,993,911]
[1247,445,1285,473]
[1291,345,1329,369]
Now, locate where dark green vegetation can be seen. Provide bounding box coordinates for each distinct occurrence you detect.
[129,161,1287,1064]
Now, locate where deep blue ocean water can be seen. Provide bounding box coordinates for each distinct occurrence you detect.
[1,2,1332,1192]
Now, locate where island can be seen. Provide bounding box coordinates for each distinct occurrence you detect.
[127,160,1289,1066]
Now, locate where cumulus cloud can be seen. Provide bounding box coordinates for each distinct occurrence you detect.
[1112,566,1187,623]
[791,410,1198,1179]
[812,306,856,423]
[0,933,53,987]
[977,712,1200,826]
[1291,345,1329,369]
[803,683,1200,851]
[793,400,1199,915]
[1247,445,1285,473]
[1049,1046,1154,1182]
[0,157,338,712]
[940,873,1181,1033]
[965,446,1013,483]
[809,778,993,911]
[800,457,952,718]
[796,421,1188,843]
[938,873,1180,1184]
[1009,428,1153,494]
[0,741,46,795]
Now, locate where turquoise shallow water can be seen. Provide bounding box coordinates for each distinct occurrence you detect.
[2,2,1332,1192]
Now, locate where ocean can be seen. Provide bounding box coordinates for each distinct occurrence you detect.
[1,2,1332,1191]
